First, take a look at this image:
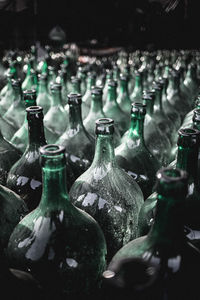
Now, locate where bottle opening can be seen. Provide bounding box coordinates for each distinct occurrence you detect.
[26,106,43,113]
[157,167,187,182]
[23,89,36,95]
[40,144,65,156]
[95,118,114,135]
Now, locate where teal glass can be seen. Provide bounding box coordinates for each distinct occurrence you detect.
[10,89,37,153]
[137,128,200,238]
[43,83,68,143]
[57,93,95,181]
[83,86,121,147]
[0,128,22,185]
[76,66,87,95]
[22,57,37,92]
[0,72,15,116]
[6,106,47,212]
[7,144,107,299]
[130,71,143,103]
[36,73,51,115]
[109,167,200,299]
[82,71,96,120]
[3,78,25,130]
[0,184,28,250]
[115,103,161,199]
[116,74,131,115]
[102,69,113,104]
[103,80,129,136]
[69,118,144,261]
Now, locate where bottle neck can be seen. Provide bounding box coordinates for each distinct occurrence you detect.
[176,145,199,184]
[90,95,104,113]
[40,159,69,210]
[71,82,80,93]
[92,134,116,167]
[154,89,163,110]
[133,75,142,90]
[107,86,117,103]
[143,100,154,117]
[69,103,83,128]
[86,77,96,91]
[119,80,128,94]
[13,87,22,102]
[128,114,145,146]
[51,90,62,106]
[28,116,46,147]
[148,193,184,247]
[38,80,47,93]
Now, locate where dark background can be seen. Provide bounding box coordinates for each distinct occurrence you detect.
[0,0,199,52]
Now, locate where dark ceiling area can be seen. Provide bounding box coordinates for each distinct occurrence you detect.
[0,0,199,51]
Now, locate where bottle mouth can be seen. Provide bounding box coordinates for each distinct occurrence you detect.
[40,144,65,156]
[95,118,114,135]
[68,92,82,104]
[26,106,43,113]
[23,89,36,96]
[131,102,146,115]
[177,127,200,147]
[158,168,186,182]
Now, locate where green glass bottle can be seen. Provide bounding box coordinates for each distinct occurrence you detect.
[10,89,37,153]
[36,73,51,115]
[3,78,25,130]
[116,73,131,115]
[83,86,121,147]
[47,65,57,94]
[109,167,200,299]
[181,94,200,129]
[70,75,81,94]
[22,57,37,92]
[103,80,129,136]
[140,92,171,166]
[56,68,68,106]
[43,83,68,142]
[7,144,107,299]
[0,128,22,186]
[82,71,96,120]
[115,103,161,199]
[151,81,174,147]
[0,184,28,250]
[137,128,200,237]
[57,93,95,181]
[69,118,144,261]
[76,65,87,95]
[130,71,143,103]
[6,106,47,212]
[0,72,15,116]
[102,257,158,300]
[102,69,113,104]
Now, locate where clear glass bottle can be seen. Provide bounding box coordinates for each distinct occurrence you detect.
[69,118,144,261]
[36,73,51,115]
[7,144,107,299]
[116,73,131,115]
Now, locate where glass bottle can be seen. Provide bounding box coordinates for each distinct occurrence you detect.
[116,73,131,115]
[0,184,28,250]
[137,128,200,238]
[103,80,129,136]
[36,73,51,115]
[102,257,159,300]
[6,106,47,212]
[22,57,37,92]
[115,103,161,199]
[69,118,144,261]
[102,69,113,104]
[10,89,37,153]
[83,86,121,147]
[141,92,171,166]
[109,167,200,300]
[151,81,174,147]
[76,65,87,95]
[0,127,22,186]
[57,93,95,181]
[3,78,25,130]
[43,83,68,143]
[0,72,15,116]
[7,144,107,299]
[130,70,143,103]
[82,71,96,120]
